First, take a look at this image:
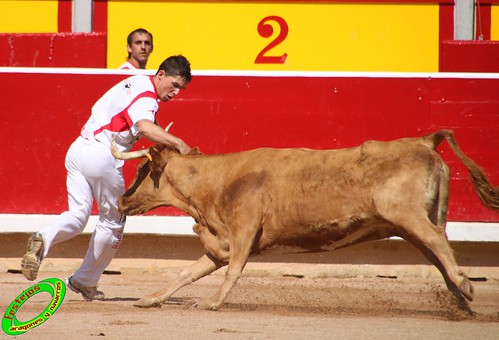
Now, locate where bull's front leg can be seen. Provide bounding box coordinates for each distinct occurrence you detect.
[193,223,230,260]
[192,225,257,311]
[135,253,224,308]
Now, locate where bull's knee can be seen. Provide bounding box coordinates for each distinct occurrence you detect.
[177,268,198,284]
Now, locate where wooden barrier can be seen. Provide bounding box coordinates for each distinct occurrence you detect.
[0,68,498,224]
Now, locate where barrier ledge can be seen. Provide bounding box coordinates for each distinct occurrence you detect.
[0,214,196,237]
[0,214,497,242]
[1,67,499,80]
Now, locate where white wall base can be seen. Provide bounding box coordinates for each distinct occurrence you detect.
[1,214,497,242]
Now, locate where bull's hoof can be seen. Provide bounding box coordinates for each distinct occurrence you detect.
[134,296,162,308]
[459,278,474,302]
[191,299,220,311]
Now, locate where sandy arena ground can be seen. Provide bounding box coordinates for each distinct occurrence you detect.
[1,257,498,340]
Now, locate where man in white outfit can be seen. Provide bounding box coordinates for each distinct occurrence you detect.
[21,55,192,301]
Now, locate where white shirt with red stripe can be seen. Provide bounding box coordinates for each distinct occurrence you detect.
[118,61,137,70]
[80,75,159,154]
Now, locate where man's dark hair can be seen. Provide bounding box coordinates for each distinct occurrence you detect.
[126,28,153,58]
[157,55,192,83]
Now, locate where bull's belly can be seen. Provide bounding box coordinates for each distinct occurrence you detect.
[256,220,395,254]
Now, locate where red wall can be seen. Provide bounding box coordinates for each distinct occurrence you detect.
[0,33,107,67]
[440,41,499,72]
[0,70,497,222]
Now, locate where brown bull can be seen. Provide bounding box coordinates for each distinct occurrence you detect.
[114,130,498,311]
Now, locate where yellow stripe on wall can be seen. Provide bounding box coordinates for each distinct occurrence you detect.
[108,1,439,72]
[0,0,58,33]
[492,5,499,40]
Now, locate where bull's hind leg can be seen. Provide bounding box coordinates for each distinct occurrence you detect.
[431,163,450,229]
[134,253,225,308]
[397,215,474,304]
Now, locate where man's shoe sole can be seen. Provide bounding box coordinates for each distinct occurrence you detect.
[21,254,40,281]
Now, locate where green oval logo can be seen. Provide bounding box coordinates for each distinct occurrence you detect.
[2,278,66,336]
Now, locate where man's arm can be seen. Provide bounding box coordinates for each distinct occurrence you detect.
[136,119,191,155]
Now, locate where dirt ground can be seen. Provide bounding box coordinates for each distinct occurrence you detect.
[1,258,498,340]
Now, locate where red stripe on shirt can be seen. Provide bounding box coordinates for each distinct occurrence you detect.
[93,91,158,137]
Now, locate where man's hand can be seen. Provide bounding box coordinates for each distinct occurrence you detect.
[136,119,192,154]
[176,141,191,155]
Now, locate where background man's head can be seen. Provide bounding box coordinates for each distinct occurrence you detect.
[126,28,153,69]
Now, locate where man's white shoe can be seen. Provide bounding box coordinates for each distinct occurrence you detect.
[66,276,105,301]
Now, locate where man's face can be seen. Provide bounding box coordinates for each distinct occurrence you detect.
[155,71,188,102]
[127,32,153,67]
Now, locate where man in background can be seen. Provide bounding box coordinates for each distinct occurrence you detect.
[119,28,153,70]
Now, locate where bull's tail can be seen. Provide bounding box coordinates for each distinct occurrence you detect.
[429,129,499,212]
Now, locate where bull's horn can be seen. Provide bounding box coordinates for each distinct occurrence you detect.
[111,139,150,160]
[111,122,173,160]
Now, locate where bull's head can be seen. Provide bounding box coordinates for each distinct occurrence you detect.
[111,122,201,216]
[113,142,201,215]
[116,144,173,215]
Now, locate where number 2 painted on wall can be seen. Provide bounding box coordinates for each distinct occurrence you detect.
[255,16,288,64]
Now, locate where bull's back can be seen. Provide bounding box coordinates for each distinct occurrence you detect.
[221,136,440,192]
[188,136,441,203]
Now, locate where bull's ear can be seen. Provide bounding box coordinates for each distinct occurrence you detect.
[189,147,202,155]
[149,146,168,174]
